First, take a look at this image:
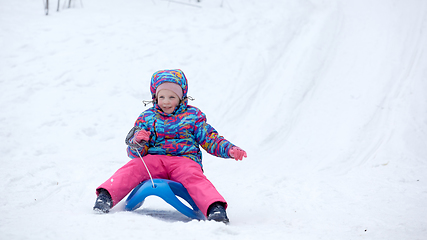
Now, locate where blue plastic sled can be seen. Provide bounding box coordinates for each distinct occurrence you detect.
[124,179,206,220]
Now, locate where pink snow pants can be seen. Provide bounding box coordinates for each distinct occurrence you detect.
[96,154,227,217]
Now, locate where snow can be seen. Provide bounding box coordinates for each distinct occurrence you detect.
[1,0,427,239]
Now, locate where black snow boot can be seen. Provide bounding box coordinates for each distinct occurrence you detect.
[93,189,113,213]
[207,202,229,223]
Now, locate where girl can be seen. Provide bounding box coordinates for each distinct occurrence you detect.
[93,69,247,223]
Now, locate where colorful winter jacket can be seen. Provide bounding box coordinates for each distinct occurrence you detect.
[127,69,235,168]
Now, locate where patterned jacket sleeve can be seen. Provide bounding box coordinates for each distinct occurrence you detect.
[126,113,149,159]
[194,109,235,158]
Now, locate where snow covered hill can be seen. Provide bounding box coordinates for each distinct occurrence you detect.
[1,0,426,239]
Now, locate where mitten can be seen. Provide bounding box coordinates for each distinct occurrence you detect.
[134,129,150,143]
[229,146,247,161]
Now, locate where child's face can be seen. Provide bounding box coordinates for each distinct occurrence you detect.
[157,89,180,114]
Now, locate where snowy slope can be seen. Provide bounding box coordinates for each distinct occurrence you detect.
[1,0,427,239]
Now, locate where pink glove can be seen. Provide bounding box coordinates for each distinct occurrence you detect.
[134,129,150,143]
[229,146,247,161]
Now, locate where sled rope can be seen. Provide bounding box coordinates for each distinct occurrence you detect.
[126,126,156,188]
[134,148,156,189]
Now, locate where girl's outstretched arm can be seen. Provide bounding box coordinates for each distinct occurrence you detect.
[194,110,235,159]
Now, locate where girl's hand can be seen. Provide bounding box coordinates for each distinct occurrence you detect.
[229,147,247,161]
[134,129,150,143]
